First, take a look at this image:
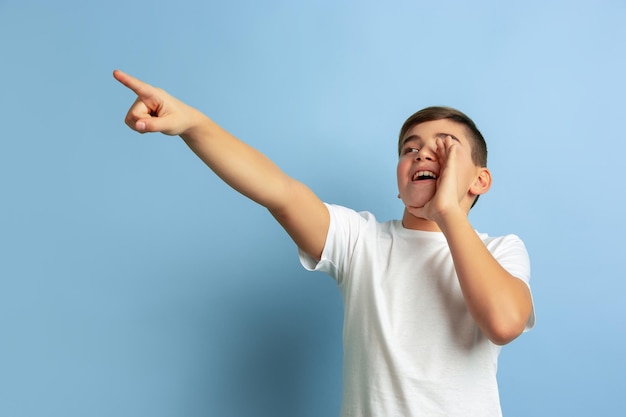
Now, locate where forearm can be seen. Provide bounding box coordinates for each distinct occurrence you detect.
[179,111,293,210]
[438,210,532,345]
[180,112,329,259]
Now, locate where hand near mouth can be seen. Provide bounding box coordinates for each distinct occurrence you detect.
[407,136,464,223]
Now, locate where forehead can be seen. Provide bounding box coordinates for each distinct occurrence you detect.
[401,119,470,144]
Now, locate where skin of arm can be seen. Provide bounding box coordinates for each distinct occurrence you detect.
[408,137,533,345]
[438,210,533,345]
[113,70,329,261]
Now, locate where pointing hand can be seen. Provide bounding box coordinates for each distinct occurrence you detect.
[113,70,201,136]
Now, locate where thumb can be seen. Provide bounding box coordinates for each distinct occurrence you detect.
[134,115,175,135]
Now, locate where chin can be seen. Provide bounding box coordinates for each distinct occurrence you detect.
[399,185,436,206]
[400,194,433,210]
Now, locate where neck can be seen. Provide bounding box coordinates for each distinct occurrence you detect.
[400,209,442,232]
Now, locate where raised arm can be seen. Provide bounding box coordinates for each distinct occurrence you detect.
[113,70,329,260]
[409,136,533,345]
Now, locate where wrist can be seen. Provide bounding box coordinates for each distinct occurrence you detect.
[434,206,469,233]
[180,110,215,142]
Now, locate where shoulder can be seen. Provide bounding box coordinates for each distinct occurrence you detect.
[478,232,527,252]
[477,232,530,266]
[324,203,398,241]
[479,231,531,280]
[324,203,388,229]
[325,203,376,220]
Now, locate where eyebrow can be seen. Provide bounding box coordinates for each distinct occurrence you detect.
[401,132,461,148]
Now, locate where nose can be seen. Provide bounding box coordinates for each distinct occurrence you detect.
[414,144,436,161]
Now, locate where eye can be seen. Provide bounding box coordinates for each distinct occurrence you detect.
[402,147,420,155]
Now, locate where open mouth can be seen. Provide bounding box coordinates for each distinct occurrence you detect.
[412,170,438,181]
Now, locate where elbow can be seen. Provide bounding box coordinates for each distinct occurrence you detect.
[486,327,523,346]
[483,312,529,346]
[482,283,533,345]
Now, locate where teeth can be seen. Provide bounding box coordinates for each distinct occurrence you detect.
[413,171,437,181]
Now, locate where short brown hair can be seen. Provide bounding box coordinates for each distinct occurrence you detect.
[398,106,488,168]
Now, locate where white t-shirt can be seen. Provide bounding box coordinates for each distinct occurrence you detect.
[300,204,534,417]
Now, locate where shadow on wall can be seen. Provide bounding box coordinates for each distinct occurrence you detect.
[178,264,343,417]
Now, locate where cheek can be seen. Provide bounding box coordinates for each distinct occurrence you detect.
[396,162,408,186]
[459,165,480,190]
[396,158,409,177]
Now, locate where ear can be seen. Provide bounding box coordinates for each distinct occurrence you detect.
[470,167,492,197]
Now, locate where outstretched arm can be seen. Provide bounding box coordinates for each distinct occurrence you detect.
[113,70,329,260]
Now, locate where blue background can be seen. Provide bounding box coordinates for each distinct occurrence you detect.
[1,0,625,415]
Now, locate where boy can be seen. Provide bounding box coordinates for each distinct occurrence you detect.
[113,70,534,416]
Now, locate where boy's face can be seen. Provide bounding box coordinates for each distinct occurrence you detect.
[396,118,487,212]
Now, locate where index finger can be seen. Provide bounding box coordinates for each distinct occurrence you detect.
[113,69,154,97]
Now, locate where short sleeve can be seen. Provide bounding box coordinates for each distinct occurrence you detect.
[298,203,372,284]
